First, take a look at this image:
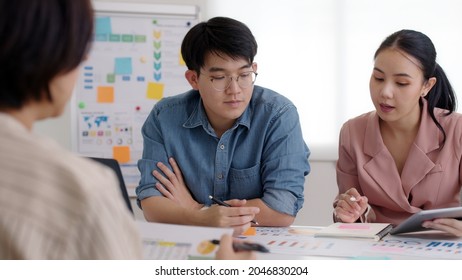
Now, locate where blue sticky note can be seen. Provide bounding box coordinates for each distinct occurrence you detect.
[114,57,132,75]
[95,17,112,35]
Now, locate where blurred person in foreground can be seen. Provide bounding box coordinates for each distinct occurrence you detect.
[0,0,253,259]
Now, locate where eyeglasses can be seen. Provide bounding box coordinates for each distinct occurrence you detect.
[204,71,258,91]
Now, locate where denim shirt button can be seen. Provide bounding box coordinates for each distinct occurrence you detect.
[219,144,225,150]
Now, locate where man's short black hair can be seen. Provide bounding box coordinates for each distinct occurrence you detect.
[181,17,258,74]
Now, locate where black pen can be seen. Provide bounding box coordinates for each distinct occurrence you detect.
[208,195,259,225]
[210,239,269,253]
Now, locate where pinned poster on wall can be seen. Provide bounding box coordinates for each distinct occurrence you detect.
[72,2,199,195]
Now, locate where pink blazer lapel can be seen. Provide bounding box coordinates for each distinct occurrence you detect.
[401,100,442,198]
[362,100,442,211]
[362,112,409,208]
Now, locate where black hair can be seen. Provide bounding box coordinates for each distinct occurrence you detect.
[374,29,456,144]
[0,0,94,109]
[181,16,258,74]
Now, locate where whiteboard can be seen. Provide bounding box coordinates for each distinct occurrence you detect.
[71,2,199,195]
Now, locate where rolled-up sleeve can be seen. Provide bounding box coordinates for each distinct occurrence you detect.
[135,110,169,208]
[260,105,310,216]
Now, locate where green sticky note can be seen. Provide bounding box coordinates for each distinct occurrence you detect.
[122,34,133,42]
[134,35,146,43]
[109,34,120,42]
[107,73,115,83]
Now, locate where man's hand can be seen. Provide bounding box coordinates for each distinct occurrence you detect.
[153,157,201,210]
[199,202,260,236]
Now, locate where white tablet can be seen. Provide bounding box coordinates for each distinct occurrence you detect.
[390,206,462,235]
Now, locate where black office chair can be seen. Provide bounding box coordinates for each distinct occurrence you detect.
[88,157,134,214]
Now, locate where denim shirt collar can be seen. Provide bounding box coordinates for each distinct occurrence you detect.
[182,93,251,132]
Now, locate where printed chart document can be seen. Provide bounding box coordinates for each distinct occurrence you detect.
[136,221,233,260]
[314,223,393,241]
[240,226,371,258]
[372,233,462,259]
[240,226,462,259]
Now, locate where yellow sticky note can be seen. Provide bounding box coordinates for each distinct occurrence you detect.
[113,146,130,163]
[97,86,114,103]
[146,82,164,100]
[242,227,256,236]
[179,50,185,66]
[153,30,162,39]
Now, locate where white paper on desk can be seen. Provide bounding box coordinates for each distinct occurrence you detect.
[363,234,462,259]
[240,226,374,258]
[242,227,462,259]
[136,221,233,260]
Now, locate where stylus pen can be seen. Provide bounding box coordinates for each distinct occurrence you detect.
[208,195,259,225]
[210,239,269,253]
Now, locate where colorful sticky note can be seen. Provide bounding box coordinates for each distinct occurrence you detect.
[338,224,371,230]
[179,51,186,66]
[153,30,162,39]
[146,82,164,100]
[109,34,120,42]
[114,57,132,75]
[121,34,134,42]
[107,73,115,83]
[97,86,114,103]
[134,35,146,43]
[153,41,161,49]
[154,62,161,71]
[113,146,130,163]
[153,52,161,60]
[153,72,162,81]
[242,227,256,236]
[95,17,112,35]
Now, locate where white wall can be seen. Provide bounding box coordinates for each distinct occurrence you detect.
[294,161,337,226]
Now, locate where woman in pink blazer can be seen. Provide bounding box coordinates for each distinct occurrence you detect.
[335,29,462,237]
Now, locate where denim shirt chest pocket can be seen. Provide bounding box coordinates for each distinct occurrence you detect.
[228,163,262,199]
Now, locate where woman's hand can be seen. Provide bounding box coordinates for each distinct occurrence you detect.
[334,187,369,223]
[422,218,462,237]
[215,234,256,260]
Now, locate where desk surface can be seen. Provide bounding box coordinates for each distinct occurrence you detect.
[242,226,462,260]
[137,221,462,260]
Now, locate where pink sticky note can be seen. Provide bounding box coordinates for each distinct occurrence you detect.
[338,224,371,230]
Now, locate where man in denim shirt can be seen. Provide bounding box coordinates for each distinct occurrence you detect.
[137,17,310,235]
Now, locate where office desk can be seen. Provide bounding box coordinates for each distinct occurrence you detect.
[137,221,462,260]
[241,226,462,260]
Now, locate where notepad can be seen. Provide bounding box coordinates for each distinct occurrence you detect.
[314,223,393,241]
